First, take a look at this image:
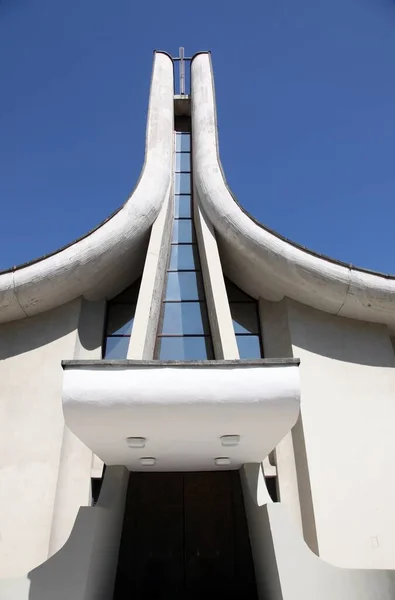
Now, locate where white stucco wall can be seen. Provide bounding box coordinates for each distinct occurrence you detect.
[194,201,239,360]
[0,300,80,576]
[48,299,106,557]
[241,464,395,600]
[259,298,303,535]
[0,466,129,600]
[128,185,172,360]
[287,299,395,568]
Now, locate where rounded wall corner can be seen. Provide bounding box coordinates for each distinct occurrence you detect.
[153,50,174,62]
[190,51,211,64]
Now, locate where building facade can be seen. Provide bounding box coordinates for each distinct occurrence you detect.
[1,50,395,599]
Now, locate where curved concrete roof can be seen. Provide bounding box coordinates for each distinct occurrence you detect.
[1,50,394,330]
[191,52,395,329]
[0,51,174,324]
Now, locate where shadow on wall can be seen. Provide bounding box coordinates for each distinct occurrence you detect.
[0,466,128,600]
[4,464,395,600]
[287,300,395,368]
[75,298,106,355]
[0,300,80,360]
[240,463,395,600]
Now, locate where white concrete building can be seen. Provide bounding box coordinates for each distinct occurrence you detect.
[1,50,395,599]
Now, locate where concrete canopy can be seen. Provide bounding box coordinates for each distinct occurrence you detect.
[62,360,300,471]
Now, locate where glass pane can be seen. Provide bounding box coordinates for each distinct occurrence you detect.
[104,336,130,359]
[106,304,136,335]
[172,220,194,243]
[169,245,200,271]
[114,278,141,302]
[225,278,254,302]
[158,336,213,360]
[175,153,190,172]
[236,335,262,359]
[230,303,259,334]
[162,302,209,335]
[175,195,191,218]
[175,133,190,152]
[165,272,203,300]
[174,172,191,194]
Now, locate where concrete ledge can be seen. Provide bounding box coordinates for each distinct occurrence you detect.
[62,358,300,369]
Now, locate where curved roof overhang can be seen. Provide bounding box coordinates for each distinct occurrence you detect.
[191,53,395,330]
[0,51,174,324]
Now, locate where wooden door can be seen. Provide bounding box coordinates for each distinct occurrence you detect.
[113,471,257,600]
[184,471,236,598]
[114,472,184,600]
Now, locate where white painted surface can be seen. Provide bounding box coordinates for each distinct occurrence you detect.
[127,185,172,359]
[287,300,395,568]
[269,499,395,600]
[191,53,395,330]
[241,467,395,600]
[0,577,31,600]
[259,298,303,533]
[262,455,277,478]
[0,466,128,600]
[47,427,92,558]
[194,202,239,359]
[0,300,80,576]
[48,299,105,557]
[62,363,300,471]
[91,453,104,479]
[0,52,173,324]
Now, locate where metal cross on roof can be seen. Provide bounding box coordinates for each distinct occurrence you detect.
[174,47,192,95]
[179,47,185,95]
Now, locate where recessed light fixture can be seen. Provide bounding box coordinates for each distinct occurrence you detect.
[140,457,156,466]
[126,437,146,448]
[215,457,231,466]
[220,435,240,447]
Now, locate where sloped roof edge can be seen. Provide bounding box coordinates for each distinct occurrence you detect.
[0,52,174,324]
[191,53,395,329]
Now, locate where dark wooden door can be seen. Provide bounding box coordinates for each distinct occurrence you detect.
[113,471,257,600]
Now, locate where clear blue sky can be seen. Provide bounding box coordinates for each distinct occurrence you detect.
[1,0,394,273]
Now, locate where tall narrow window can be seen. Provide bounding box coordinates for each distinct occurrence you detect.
[225,278,263,359]
[103,278,141,359]
[155,130,213,360]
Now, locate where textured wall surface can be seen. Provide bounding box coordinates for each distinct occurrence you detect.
[242,465,395,600]
[0,300,80,576]
[0,466,129,600]
[48,298,106,557]
[288,300,395,568]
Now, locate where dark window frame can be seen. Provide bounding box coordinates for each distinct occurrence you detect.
[102,279,141,359]
[225,278,264,358]
[154,127,214,360]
